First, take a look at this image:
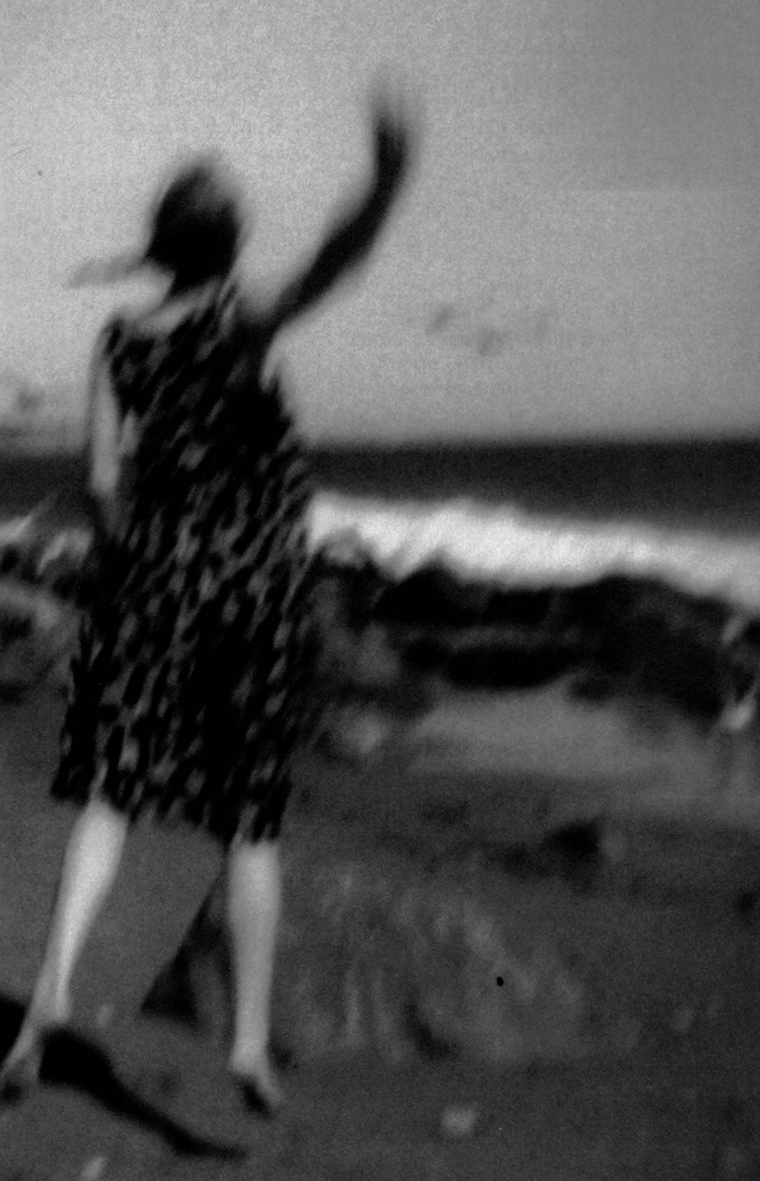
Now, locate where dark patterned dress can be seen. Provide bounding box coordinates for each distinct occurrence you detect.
[51,284,318,845]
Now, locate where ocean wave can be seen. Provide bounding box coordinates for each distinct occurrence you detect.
[1,491,760,733]
[309,494,760,612]
[2,490,760,613]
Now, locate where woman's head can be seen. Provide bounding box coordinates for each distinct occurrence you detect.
[144,155,250,289]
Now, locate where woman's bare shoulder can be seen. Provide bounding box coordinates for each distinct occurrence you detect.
[94,302,159,350]
[224,289,279,347]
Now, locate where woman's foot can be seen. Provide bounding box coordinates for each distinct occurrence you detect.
[0,989,71,1106]
[231,1059,284,1119]
[0,1026,46,1105]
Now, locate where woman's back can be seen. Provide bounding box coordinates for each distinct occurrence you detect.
[101,284,311,530]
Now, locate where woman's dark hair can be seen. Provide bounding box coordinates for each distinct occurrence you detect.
[145,158,248,287]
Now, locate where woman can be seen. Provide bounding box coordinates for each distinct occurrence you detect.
[0,86,416,1115]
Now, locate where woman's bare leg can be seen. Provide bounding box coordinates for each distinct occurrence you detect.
[1,799,128,1088]
[225,838,283,1114]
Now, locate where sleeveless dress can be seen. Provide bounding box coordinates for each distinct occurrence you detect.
[51,284,318,845]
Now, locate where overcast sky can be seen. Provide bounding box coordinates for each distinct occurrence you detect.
[2,0,760,441]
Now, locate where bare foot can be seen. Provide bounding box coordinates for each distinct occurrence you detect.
[0,988,71,1105]
[231,1059,284,1119]
[0,1026,45,1105]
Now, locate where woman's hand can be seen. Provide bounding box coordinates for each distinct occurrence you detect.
[261,75,423,335]
[368,82,422,195]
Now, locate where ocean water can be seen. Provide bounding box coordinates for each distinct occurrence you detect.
[310,440,760,535]
[311,493,760,612]
[312,442,760,610]
[3,441,760,611]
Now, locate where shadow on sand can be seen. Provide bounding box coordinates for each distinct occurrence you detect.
[0,991,247,1161]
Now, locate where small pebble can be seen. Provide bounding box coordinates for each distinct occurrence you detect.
[80,1156,107,1181]
[671,1006,694,1036]
[440,1104,479,1139]
[350,712,391,756]
[95,1003,114,1030]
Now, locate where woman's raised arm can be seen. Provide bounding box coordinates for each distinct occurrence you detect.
[262,86,420,338]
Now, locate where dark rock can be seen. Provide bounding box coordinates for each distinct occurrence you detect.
[445,635,580,690]
[403,634,450,671]
[442,821,605,893]
[483,587,566,630]
[734,891,757,922]
[2,522,760,730]
[563,575,757,725]
[543,820,603,865]
[570,672,618,703]
[375,565,493,627]
[0,583,78,697]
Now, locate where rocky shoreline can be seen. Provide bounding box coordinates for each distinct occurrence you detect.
[0,523,759,755]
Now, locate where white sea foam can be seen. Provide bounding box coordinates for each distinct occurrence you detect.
[5,491,760,614]
[309,493,760,613]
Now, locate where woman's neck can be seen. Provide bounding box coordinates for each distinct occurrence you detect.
[138,275,231,331]
[166,273,228,302]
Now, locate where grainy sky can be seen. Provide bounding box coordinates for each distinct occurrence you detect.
[2,0,760,441]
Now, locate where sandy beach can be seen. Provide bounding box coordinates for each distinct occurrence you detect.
[1,671,760,1177]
